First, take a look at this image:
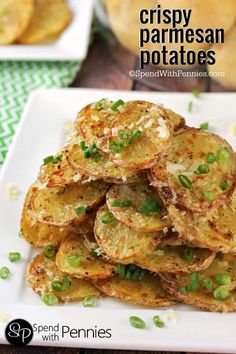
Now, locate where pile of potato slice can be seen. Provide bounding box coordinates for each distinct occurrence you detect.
[22,99,236,312]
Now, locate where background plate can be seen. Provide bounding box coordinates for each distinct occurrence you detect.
[0,0,94,61]
[0,89,235,352]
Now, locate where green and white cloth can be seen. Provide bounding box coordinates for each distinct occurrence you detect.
[0,61,81,167]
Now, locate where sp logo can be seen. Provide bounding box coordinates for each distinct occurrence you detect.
[5,319,33,346]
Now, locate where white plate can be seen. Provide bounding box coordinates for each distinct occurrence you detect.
[0,0,94,61]
[0,88,236,352]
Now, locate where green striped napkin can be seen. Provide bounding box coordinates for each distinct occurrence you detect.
[0,61,81,167]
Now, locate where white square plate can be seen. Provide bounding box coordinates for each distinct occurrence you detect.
[0,0,94,61]
[0,88,236,352]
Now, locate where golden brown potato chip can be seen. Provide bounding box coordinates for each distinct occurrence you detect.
[56,233,116,281]
[134,245,215,274]
[160,253,236,312]
[94,273,177,307]
[165,108,185,133]
[18,0,72,44]
[29,180,109,227]
[106,181,170,232]
[94,205,162,264]
[150,127,235,212]
[0,0,33,44]
[26,253,101,303]
[168,189,236,252]
[108,100,173,170]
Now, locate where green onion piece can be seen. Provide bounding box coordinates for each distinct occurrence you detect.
[109,141,124,154]
[80,141,86,151]
[213,286,229,301]
[51,276,71,292]
[54,154,63,163]
[203,191,216,202]
[138,198,160,216]
[217,149,229,161]
[117,264,126,278]
[207,152,217,164]
[62,276,71,290]
[179,286,188,294]
[215,274,231,286]
[200,122,209,131]
[220,180,228,191]
[182,247,193,262]
[130,130,142,144]
[112,200,133,207]
[0,267,10,280]
[101,211,117,224]
[178,175,192,189]
[43,155,54,165]
[111,99,124,112]
[202,278,213,290]
[188,101,193,113]
[41,293,59,306]
[189,272,199,291]
[95,98,106,110]
[119,131,132,140]
[153,315,165,328]
[75,206,87,216]
[194,164,209,174]
[192,89,200,98]
[129,316,146,329]
[83,295,97,307]
[9,252,21,262]
[44,244,56,259]
[67,254,81,268]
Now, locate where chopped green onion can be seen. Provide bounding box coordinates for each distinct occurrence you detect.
[117,264,126,278]
[111,99,124,112]
[129,130,142,144]
[192,89,200,98]
[95,98,107,110]
[75,206,87,216]
[220,180,228,191]
[200,122,209,131]
[215,274,231,286]
[80,142,100,162]
[9,252,21,262]
[44,244,56,259]
[80,141,86,150]
[202,278,213,290]
[109,141,123,153]
[41,293,59,306]
[194,164,209,174]
[90,246,101,258]
[203,191,216,202]
[51,276,71,292]
[213,286,229,301]
[189,272,199,291]
[153,315,165,328]
[188,101,193,113]
[83,295,97,307]
[129,316,146,329]
[138,198,160,216]
[67,254,81,268]
[217,149,229,161]
[109,130,142,154]
[207,152,217,164]
[182,247,193,262]
[101,211,117,224]
[0,267,10,280]
[112,200,133,207]
[117,264,145,281]
[179,286,188,294]
[178,175,192,189]
[119,131,132,140]
[43,155,54,165]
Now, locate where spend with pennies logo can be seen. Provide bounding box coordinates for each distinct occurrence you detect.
[5,319,33,346]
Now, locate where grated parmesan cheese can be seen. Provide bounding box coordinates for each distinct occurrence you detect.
[104,128,111,135]
[91,114,99,122]
[4,183,22,200]
[163,227,169,234]
[164,308,178,325]
[144,118,154,129]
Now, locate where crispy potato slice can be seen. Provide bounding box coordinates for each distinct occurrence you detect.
[26,253,101,303]
[150,128,235,212]
[94,205,162,264]
[56,233,116,281]
[94,273,177,307]
[106,181,170,232]
[67,143,142,183]
[75,100,118,150]
[108,100,173,170]
[165,108,185,133]
[39,149,84,187]
[160,253,236,312]
[134,245,215,274]
[159,230,186,247]
[168,190,236,252]
[29,181,109,227]
[18,0,72,44]
[0,0,33,44]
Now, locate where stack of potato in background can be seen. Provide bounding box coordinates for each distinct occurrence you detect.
[22,99,236,311]
[0,0,72,45]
